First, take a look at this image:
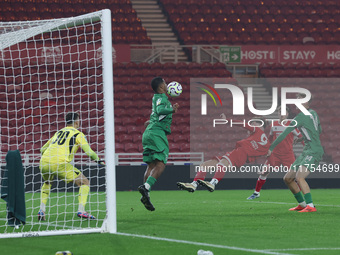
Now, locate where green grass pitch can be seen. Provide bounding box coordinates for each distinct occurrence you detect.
[1,189,340,255]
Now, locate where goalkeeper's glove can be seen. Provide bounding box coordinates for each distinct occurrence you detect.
[95,159,106,166]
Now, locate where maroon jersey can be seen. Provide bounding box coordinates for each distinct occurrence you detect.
[270,120,302,156]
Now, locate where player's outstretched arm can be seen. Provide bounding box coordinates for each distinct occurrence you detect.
[81,143,105,165]
[77,134,105,165]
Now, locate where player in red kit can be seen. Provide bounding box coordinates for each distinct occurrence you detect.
[247,106,303,200]
[177,114,270,192]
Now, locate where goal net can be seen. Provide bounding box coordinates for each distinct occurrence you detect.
[0,9,116,238]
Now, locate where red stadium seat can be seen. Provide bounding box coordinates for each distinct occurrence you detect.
[115,143,125,153]
[172,134,188,143]
[132,134,142,143]
[125,143,140,153]
[126,126,142,135]
[169,143,181,152]
[180,143,190,152]
[115,126,126,136]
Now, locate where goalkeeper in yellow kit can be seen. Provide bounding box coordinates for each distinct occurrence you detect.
[38,112,104,220]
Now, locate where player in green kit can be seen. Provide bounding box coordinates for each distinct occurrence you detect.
[138,77,179,211]
[267,93,323,213]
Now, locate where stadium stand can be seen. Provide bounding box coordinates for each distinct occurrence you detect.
[0,0,151,44]
[160,0,340,45]
[259,63,340,77]
[0,0,339,163]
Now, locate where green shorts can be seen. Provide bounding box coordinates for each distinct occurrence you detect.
[142,129,169,164]
[291,150,323,172]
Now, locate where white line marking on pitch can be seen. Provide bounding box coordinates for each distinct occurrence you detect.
[245,201,340,208]
[266,248,340,251]
[117,200,340,208]
[116,232,294,255]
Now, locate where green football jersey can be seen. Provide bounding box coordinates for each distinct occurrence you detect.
[146,93,174,135]
[270,109,323,155]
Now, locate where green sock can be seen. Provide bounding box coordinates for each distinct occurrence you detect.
[293,191,305,203]
[304,193,313,204]
[145,176,157,191]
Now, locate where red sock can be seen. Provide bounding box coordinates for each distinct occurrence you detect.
[212,164,226,182]
[255,178,266,192]
[193,171,208,181]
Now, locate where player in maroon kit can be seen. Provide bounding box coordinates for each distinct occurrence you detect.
[247,106,303,199]
[177,114,270,192]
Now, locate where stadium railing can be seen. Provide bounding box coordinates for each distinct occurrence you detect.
[0,152,203,166]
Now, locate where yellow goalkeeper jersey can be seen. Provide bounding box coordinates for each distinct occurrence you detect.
[40,127,99,164]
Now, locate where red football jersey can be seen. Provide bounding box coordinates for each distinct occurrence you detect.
[270,120,301,156]
[234,122,271,158]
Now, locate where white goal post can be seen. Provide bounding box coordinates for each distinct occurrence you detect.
[0,9,116,237]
